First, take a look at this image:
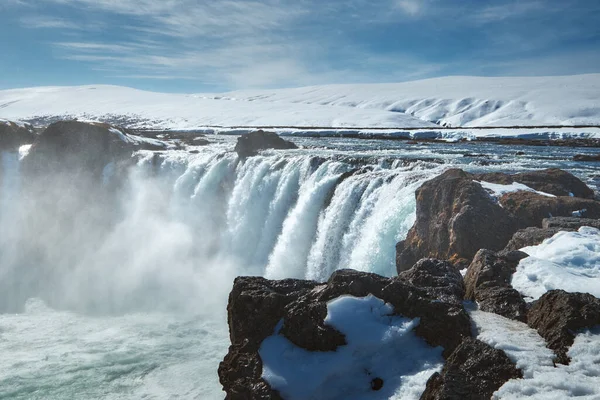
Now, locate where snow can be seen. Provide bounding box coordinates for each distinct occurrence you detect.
[468,305,600,400]
[512,227,600,300]
[108,126,169,148]
[477,181,556,200]
[0,74,599,131]
[223,74,600,127]
[259,295,443,400]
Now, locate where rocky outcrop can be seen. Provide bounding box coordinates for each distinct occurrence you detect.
[421,337,522,400]
[527,290,600,365]
[504,217,600,251]
[0,119,36,151]
[500,191,600,229]
[234,130,297,158]
[398,258,465,305]
[396,169,516,271]
[397,168,599,272]
[475,168,595,199]
[542,216,600,230]
[23,120,163,177]
[503,227,562,252]
[219,267,472,399]
[219,277,318,399]
[464,250,528,321]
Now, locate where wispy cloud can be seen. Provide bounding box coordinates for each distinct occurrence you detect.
[20,15,82,29]
[395,0,424,17]
[6,0,600,90]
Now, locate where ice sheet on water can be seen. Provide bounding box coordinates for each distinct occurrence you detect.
[260,295,444,400]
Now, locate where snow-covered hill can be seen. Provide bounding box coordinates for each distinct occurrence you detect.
[220,74,600,127]
[0,74,599,130]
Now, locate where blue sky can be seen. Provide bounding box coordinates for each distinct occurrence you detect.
[1,0,599,92]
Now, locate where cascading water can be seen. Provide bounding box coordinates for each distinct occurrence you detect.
[1,137,598,399]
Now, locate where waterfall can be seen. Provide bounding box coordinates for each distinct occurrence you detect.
[0,147,444,313]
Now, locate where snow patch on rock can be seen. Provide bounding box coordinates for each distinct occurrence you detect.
[259,295,443,400]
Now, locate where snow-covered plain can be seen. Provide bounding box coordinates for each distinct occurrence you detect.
[1,74,600,135]
[513,227,600,300]
[469,306,600,400]
[259,295,443,400]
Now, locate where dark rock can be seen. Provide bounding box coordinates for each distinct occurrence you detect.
[421,338,522,400]
[476,168,594,199]
[542,216,600,230]
[503,227,562,252]
[220,269,472,398]
[0,120,36,151]
[396,169,516,271]
[527,290,600,365]
[574,154,600,162]
[397,168,598,273]
[399,258,465,304]
[499,191,600,229]
[371,378,384,391]
[22,120,159,177]
[218,277,319,399]
[505,217,600,251]
[234,130,297,158]
[464,250,528,321]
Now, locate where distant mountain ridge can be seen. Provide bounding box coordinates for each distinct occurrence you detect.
[1,74,599,130]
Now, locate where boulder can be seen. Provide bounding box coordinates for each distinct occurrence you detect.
[397,168,598,272]
[22,120,162,177]
[234,130,297,158]
[503,227,562,252]
[542,216,600,230]
[475,168,594,199]
[527,290,600,365]
[0,119,36,151]
[398,258,465,305]
[464,250,528,321]
[499,191,600,229]
[219,277,319,399]
[396,169,516,271]
[504,217,600,251]
[421,337,522,400]
[219,268,472,398]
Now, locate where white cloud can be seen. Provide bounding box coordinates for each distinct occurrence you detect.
[395,0,423,16]
[20,15,82,29]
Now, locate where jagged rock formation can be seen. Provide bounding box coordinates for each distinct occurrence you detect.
[396,168,599,272]
[464,250,529,321]
[396,169,515,271]
[527,290,600,365]
[234,130,297,158]
[219,267,472,399]
[504,217,600,251]
[23,120,164,177]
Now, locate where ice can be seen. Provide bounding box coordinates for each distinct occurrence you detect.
[512,227,600,300]
[259,295,444,400]
[468,305,600,399]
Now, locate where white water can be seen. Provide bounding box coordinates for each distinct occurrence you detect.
[0,144,444,399]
